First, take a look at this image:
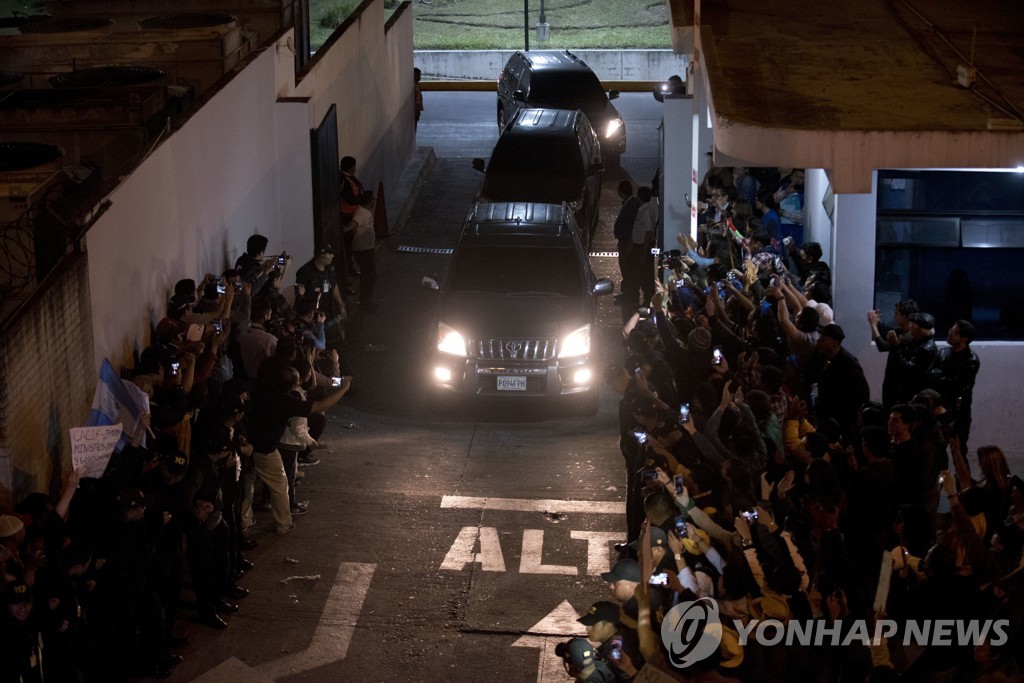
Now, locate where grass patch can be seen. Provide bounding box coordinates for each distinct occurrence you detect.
[318,1,358,29]
[308,0,670,51]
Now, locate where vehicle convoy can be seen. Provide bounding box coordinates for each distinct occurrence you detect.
[472,107,604,249]
[424,201,613,413]
[496,49,626,164]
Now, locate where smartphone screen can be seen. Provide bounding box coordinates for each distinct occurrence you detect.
[713,347,723,365]
[673,474,684,494]
[649,573,668,586]
[213,320,222,334]
[674,514,688,537]
[331,376,342,387]
[277,255,286,266]
[679,404,690,424]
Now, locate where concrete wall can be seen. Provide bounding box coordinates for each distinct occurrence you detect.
[0,257,95,508]
[86,0,414,376]
[0,0,415,501]
[414,49,688,83]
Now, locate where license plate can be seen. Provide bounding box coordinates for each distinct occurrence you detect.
[496,376,527,391]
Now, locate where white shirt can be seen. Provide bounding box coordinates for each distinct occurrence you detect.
[632,197,659,245]
[347,206,375,252]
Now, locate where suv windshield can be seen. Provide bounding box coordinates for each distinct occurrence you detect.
[448,245,583,296]
[528,72,607,109]
[486,138,583,178]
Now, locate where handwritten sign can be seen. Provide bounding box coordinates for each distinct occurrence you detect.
[70,424,122,478]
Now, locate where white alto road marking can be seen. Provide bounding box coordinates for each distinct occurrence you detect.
[256,562,376,681]
[520,529,577,575]
[570,531,624,575]
[441,495,625,515]
[513,601,588,683]
[441,525,507,571]
[439,528,626,575]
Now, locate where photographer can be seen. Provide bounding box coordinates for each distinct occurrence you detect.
[242,365,351,535]
[294,245,347,340]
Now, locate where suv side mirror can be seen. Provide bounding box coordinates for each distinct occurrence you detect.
[608,89,620,100]
[471,158,486,173]
[512,89,526,102]
[588,162,605,175]
[422,275,440,292]
[593,277,614,296]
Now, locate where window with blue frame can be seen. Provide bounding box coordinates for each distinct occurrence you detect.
[875,170,1024,340]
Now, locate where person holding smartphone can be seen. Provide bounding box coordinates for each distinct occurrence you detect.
[576,601,643,678]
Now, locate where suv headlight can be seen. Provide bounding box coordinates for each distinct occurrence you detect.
[559,324,591,359]
[437,322,468,357]
[604,117,623,139]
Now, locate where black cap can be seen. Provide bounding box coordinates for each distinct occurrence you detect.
[4,580,32,604]
[316,244,334,255]
[600,559,642,583]
[577,601,621,626]
[162,450,189,475]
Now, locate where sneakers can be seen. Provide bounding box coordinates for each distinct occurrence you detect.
[297,453,320,466]
[276,523,295,535]
[290,502,308,516]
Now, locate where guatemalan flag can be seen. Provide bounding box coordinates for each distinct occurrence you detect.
[86,358,150,451]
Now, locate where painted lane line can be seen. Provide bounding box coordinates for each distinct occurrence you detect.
[513,601,588,683]
[441,495,625,515]
[256,562,376,681]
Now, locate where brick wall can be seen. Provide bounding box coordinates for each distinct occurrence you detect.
[0,254,95,508]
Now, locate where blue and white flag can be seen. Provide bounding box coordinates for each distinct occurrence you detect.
[86,358,150,449]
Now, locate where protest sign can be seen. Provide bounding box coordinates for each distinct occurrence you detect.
[70,424,122,478]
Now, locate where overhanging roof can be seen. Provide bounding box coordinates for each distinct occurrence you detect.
[688,0,1024,193]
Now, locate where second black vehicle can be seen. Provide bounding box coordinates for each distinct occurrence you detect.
[472,107,604,250]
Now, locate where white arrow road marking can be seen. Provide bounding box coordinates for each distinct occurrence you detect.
[441,495,625,515]
[513,601,589,683]
[256,562,376,681]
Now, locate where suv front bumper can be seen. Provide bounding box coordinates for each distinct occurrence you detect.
[432,355,594,398]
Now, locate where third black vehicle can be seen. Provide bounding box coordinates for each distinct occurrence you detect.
[496,50,626,164]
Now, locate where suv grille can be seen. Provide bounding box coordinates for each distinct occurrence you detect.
[470,338,557,361]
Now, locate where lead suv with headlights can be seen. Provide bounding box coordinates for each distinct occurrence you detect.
[424,201,613,413]
[496,49,625,163]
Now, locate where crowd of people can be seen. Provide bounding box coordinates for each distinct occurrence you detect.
[557,167,1022,681]
[0,155,379,680]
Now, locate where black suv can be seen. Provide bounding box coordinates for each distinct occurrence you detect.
[472,108,603,249]
[423,201,613,413]
[496,50,625,163]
